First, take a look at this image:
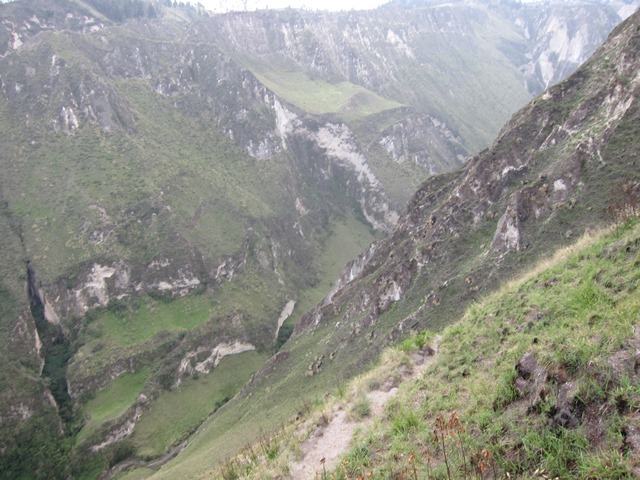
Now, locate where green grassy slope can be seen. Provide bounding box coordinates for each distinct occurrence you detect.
[291,212,377,320]
[200,217,640,479]
[253,69,404,121]
[141,322,359,479]
[78,369,151,443]
[131,351,270,458]
[330,218,640,479]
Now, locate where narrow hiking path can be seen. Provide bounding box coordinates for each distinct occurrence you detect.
[289,338,440,479]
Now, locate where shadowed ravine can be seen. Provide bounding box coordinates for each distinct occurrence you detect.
[27,265,75,426]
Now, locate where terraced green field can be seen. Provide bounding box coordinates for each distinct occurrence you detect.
[253,69,403,121]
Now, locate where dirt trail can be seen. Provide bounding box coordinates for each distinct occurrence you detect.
[289,339,439,479]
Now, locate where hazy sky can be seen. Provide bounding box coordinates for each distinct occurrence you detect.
[191,0,388,13]
[0,0,386,10]
[191,0,548,14]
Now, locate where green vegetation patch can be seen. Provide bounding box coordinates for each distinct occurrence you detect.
[79,368,151,443]
[70,263,286,393]
[147,320,361,479]
[117,468,156,480]
[131,350,269,458]
[253,69,403,121]
[87,295,212,348]
[293,212,376,318]
[70,293,213,382]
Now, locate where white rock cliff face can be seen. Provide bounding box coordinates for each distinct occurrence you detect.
[177,340,257,383]
[90,406,144,452]
[33,258,207,324]
[309,123,400,231]
[516,2,638,93]
[275,300,296,339]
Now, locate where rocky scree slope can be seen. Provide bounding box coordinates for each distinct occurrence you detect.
[0,0,636,477]
[142,10,640,480]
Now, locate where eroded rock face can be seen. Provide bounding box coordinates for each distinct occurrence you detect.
[307,122,399,231]
[292,10,640,365]
[554,381,580,429]
[513,352,581,428]
[0,4,104,58]
[209,2,633,98]
[177,340,256,378]
[513,353,548,407]
[378,112,466,174]
[90,406,144,453]
[29,258,205,324]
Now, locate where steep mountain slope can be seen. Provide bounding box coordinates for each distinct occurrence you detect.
[216,217,640,479]
[384,0,636,94]
[0,0,635,478]
[141,9,640,480]
[323,219,640,478]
